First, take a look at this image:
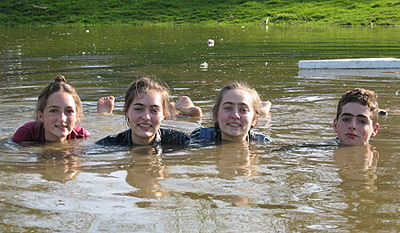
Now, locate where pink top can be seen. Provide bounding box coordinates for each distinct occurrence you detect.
[12,121,90,142]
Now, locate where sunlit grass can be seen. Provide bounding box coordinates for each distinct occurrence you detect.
[0,0,399,27]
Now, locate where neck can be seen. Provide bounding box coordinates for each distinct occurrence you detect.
[131,132,155,145]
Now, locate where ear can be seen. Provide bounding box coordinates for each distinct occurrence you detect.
[37,111,44,123]
[332,118,338,133]
[371,123,379,137]
[251,116,257,127]
[125,111,130,124]
[213,112,218,122]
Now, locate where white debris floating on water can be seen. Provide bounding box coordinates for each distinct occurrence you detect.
[298,58,400,69]
[207,39,214,47]
[200,62,208,69]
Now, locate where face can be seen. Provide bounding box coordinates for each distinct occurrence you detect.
[216,89,256,141]
[333,102,379,146]
[126,90,165,145]
[37,92,77,142]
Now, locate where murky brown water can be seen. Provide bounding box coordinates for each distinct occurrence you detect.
[1,25,400,232]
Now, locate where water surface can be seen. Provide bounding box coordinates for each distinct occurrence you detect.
[1,25,400,232]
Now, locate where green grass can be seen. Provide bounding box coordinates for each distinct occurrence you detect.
[1,0,399,27]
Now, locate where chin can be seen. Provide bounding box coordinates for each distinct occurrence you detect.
[342,141,363,146]
[141,133,156,138]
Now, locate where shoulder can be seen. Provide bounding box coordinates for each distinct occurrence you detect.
[18,121,40,130]
[12,121,44,142]
[189,127,219,146]
[70,125,91,139]
[96,129,132,146]
[248,130,272,143]
[159,128,190,145]
[190,127,216,140]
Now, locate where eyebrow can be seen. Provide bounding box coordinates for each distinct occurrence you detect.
[48,105,74,109]
[340,113,370,119]
[133,103,161,108]
[222,102,249,107]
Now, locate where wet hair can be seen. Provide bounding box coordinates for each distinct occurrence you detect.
[36,75,84,123]
[124,77,170,117]
[212,81,261,128]
[336,88,379,124]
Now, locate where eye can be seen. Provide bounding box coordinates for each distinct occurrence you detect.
[358,119,367,125]
[133,107,144,112]
[66,109,75,114]
[49,109,58,113]
[151,107,161,113]
[240,107,250,113]
[341,117,351,123]
[223,106,232,111]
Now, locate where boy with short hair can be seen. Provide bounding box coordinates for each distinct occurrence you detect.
[333,88,380,146]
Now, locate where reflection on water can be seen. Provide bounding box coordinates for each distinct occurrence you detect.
[215,142,259,179]
[1,25,400,231]
[37,143,87,183]
[38,154,82,183]
[125,146,169,199]
[298,68,400,79]
[215,143,259,207]
[333,145,384,231]
[187,142,260,207]
[7,142,87,183]
[334,145,378,191]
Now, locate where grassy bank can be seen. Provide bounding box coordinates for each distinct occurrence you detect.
[1,0,400,27]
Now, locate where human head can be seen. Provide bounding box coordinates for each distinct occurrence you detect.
[124,77,170,145]
[212,81,262,141]
[124,77,170,117]
[333,88,380,146]
[36,75,84,124]
[336,88,379,125]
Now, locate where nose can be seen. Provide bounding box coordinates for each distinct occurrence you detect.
[230,107,240,119]
[348,118,357,129]
[60,111,67,122]
[142,109,151,120]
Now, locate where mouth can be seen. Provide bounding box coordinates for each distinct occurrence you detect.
[345,133,358,139]
[56,124,68,130]
[227,122,241,127]
[138,123,153,129]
